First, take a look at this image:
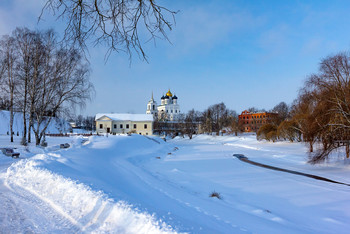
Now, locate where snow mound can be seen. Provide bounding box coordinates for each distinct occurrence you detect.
[4,156,176,234]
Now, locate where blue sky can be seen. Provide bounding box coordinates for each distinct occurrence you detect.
[1,0,350,116]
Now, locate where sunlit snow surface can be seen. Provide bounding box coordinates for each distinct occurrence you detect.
[1,134,350,233]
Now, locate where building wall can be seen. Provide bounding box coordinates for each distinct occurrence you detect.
[96,120,153,135]
[96,116,113,133]
[238,110,278,132]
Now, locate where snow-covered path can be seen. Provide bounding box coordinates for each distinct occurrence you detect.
[0,177,79,233]
[0,136,176,233]
[0,159,78,233]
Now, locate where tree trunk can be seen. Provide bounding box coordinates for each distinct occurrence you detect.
[28,123,31,143]
[35,133,40,146]
[28,111,33,143]
[22,104,27,145]
[346,143,349,159]
[9,84,14,143]
[22,75,28,145]
[309,140,313,153]
[10,103,13,142]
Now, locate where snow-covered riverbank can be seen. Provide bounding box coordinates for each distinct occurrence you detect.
[1,134,350,233]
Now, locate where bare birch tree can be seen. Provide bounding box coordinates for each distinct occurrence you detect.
[13,28,36,145]
[0,28,93,145]
[0,35,17,142]
[31,31,93,145]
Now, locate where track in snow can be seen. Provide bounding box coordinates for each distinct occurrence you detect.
[233,154,350,187]
[0,176,79,233]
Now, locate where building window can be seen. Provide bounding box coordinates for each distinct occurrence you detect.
[126,124,129,129]
[166,110,168,113]
[114,124,117,128]
[175,110,177,113]
[133,124,137,129]
[99,124,103,129]
[120,124,123,128]
[144,124,147,129]
[171,110,173,113]
[153,105,155,110]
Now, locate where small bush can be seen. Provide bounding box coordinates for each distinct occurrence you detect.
[266,131,277,142]
[209,191,222,199]
[257,123,278,141]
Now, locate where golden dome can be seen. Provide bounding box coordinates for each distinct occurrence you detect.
[166,89,173,97]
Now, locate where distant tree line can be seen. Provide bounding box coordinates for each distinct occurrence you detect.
[0,27,93,145]
[70,115,96,131]
[154,102,240,139]
[257,51,350,163]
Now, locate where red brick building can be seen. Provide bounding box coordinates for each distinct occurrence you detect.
[238,110,278,132]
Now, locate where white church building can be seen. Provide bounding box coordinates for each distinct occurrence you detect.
[146,90,181,121]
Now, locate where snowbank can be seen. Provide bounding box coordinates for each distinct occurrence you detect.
[4,152,175,233]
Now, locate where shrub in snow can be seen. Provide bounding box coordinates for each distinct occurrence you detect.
[209,191,222,200]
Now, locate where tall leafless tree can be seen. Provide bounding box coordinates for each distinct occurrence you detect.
[0,35,17,142]
[13,28,36,145]
[31,33,93,145]
[271,101,289,125]
[291,51,350,163]
[184,109,200,139]
[0,28,94,145]
[201,103,234,135]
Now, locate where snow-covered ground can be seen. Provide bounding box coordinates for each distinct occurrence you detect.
[1,134,350,233]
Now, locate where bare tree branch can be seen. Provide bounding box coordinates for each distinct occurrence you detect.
[40,0,177,62]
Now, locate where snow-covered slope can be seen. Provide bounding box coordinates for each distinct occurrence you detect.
[1,134,350,233]
[0,110,71,135]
